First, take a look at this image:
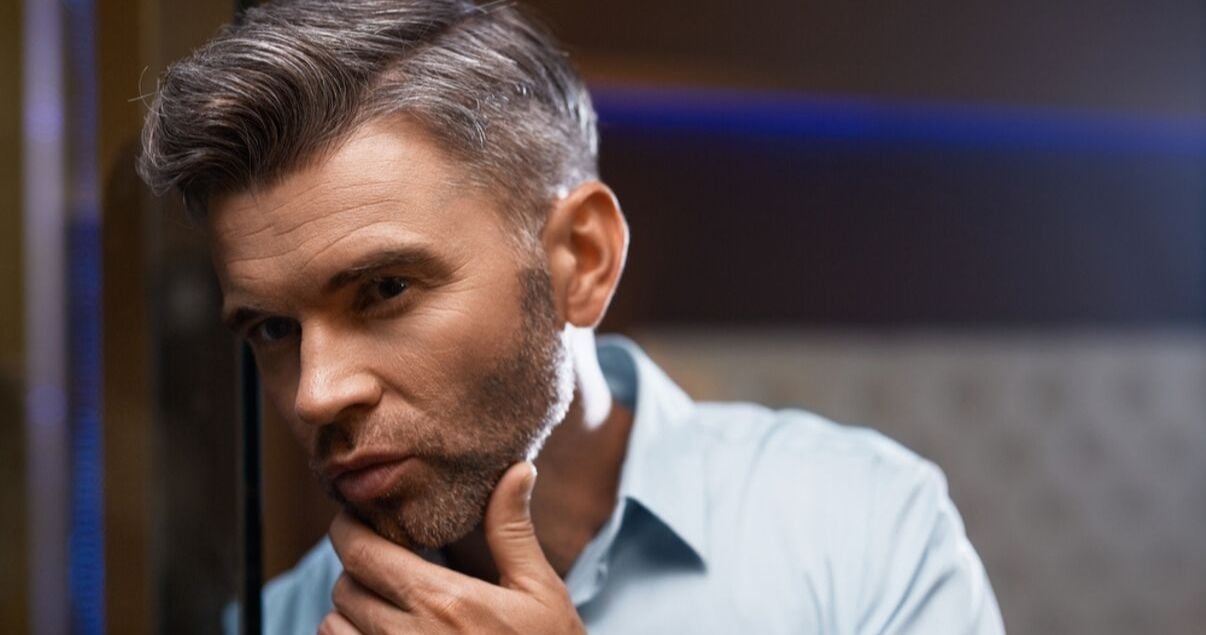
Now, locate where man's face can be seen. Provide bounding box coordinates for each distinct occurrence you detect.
[209,118,574,549]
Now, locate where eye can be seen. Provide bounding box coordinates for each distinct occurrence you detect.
[249,317,299,344]
[364,276,409,305]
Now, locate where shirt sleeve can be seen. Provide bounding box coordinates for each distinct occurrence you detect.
[856,460,1006,635]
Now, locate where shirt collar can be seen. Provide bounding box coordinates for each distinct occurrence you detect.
[597,335,709,567]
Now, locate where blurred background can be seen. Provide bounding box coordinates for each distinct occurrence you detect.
[0,0,1203,633]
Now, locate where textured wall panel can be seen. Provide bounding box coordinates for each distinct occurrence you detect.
[637,329,1206,635]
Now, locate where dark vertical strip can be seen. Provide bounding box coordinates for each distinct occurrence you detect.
[231,2,262,632]
[239,344,262,635]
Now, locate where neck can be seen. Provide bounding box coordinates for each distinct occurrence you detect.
[442,328,634,581]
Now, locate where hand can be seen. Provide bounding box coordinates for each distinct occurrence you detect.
[320,462,586,634]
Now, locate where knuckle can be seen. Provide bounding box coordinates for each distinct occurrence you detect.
[316,612,340,635]
[330,575,351,610]
[497,518,537,542]
[426,584,468,623]
[342,540,373,574]
[387,573,421,608]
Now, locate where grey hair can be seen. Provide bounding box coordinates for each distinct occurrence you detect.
[137,0,598,239]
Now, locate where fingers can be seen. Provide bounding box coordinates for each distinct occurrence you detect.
[485,461,557,590]
[329,510,457,610]
[317,610,361,635]
[327,475,581,635]
[331,573,417,634]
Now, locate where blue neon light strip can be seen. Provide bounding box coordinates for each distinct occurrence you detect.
[591,85,1206,156]
[64,0,104,632]
[68,220,103,635]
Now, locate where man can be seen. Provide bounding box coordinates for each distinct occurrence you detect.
[139,0,1005,633]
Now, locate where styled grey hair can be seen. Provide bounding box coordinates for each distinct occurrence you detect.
[138,0,598,238]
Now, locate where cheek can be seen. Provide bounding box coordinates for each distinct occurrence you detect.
[375,284,524,399]
[285,419,316,453]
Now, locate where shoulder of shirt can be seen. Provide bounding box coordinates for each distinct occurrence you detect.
[672,401,956,587]
[677,399,953,552]
[687,400,938,481]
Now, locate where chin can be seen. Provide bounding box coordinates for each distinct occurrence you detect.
[350,480,493,550]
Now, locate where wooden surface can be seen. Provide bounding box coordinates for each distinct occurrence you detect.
[99,0,241,632]
[0,0,26,631]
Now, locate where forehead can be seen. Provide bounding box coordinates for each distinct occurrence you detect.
[208,118,516,297]
[212,119,479,252]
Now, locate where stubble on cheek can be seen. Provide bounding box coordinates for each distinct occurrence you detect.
[310,266,572,549]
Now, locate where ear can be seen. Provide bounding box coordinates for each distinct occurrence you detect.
[541,181,629,329]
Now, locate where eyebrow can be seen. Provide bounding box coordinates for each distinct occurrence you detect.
[221,246,452,333]
[322,246,449,293]
[223,305,269,334]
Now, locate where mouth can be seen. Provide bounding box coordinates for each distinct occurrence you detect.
[326,455,417,503]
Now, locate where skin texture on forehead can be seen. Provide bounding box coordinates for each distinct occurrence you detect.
[212,118,504,303]
[207,116,575,548]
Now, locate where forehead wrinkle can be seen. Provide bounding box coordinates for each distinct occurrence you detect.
[292,220,430,274]
[219,196,407,268]
[218,189,480,287]
[273,195,407,242]
[221,249,302,267]
[225,169,419,240]
[263,175,459,243]
[224,177,331,240]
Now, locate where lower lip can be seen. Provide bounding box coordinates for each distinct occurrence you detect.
[335,458,415,503]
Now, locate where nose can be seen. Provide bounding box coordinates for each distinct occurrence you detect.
[293,323,381,427]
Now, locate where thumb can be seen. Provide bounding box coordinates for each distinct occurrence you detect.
[485,461,553,589]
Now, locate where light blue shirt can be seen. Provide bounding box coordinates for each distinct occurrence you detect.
[229,336,1004,634]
